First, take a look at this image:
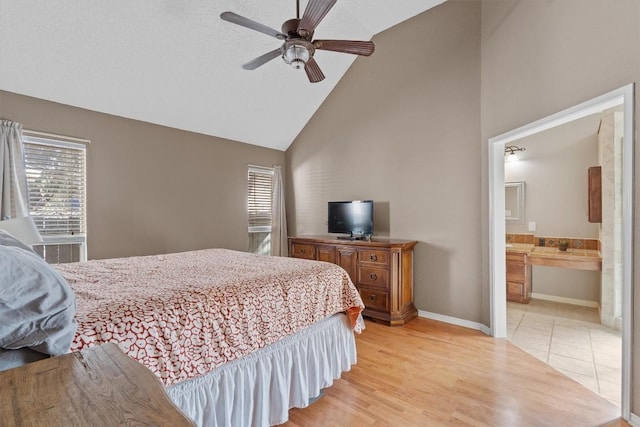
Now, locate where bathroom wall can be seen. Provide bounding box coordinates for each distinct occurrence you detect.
[505,115,600,237]
[505,114,601,303]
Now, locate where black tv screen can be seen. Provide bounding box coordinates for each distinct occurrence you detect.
[328,200,373,237]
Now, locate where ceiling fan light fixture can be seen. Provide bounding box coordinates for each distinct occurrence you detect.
[282,41,312,69]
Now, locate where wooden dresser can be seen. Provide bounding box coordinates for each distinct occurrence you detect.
[0,343,194,426]
[289,236,418,326]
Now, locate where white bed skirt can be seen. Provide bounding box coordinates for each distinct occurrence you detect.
[166,313,359,427]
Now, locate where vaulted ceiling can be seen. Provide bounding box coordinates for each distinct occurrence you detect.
[0,1,445,150]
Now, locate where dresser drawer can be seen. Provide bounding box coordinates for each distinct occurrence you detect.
[291,243,315,260]
[358,249,389,266]
[358,266,389,289]
[316,245,336,263]
[359,287,388,312]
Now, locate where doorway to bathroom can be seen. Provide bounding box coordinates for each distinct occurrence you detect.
[503,109,622,405]
[488,84,634,418]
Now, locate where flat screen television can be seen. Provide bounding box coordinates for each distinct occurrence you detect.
[327,200,373,240]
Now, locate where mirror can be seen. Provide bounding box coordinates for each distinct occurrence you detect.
[505,181,525,224]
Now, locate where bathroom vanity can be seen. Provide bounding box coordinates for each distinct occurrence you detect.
[506,242,602,303]
[506,247,532,303]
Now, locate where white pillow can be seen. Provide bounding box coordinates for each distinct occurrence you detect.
[0,245,77,355]
[0,229,37,255]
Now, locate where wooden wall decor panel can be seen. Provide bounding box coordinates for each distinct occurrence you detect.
[588,166,602,223]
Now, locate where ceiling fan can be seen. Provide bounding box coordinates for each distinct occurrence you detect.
[220,0,375,83]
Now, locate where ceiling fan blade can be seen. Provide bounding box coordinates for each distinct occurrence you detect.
[242,49,282,70]
[313,40,375,56]
[220,12,286,40]
[298,0,337,35]
[304,57,325,83]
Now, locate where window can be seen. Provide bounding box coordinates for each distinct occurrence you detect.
[22,134,87,263]
[247,165,274,255]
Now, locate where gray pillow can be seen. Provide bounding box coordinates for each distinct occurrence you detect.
[0,245,77,356]
[0,229,37,255]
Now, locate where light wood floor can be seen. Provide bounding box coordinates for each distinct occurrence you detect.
[283,318,628,427]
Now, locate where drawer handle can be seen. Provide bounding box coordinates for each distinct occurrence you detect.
[369,273,377,281]
[300,249,305,254]
[370,254,377,261]
[369,294,377,302]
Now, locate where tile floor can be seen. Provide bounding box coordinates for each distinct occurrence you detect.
[507,299,621,406]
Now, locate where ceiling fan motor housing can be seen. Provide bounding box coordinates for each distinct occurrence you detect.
[281,18,313,39]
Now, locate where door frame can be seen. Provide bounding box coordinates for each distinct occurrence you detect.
[488,84,634,419]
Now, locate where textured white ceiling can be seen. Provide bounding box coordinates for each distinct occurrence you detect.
[0,1,445,151]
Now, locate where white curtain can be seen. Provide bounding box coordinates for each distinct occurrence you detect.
[270,165,288,257]
[0,120,30,220]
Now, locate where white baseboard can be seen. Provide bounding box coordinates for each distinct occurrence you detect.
[628,412,640,426]
[418,310,492,336]
[530,293,599,308]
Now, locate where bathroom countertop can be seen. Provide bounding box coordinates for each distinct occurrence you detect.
[505,243,534,254]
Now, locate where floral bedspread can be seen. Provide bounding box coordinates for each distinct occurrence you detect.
[55,248,364,386]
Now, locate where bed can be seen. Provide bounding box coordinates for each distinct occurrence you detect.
[0,237,364,426]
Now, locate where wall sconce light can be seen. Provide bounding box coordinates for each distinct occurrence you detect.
[505,145,526,163]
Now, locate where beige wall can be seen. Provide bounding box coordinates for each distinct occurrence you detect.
[0,91,284,260]
[286,0,483,322]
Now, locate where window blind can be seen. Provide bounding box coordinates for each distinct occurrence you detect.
[23,137,87,236]
[247,166,274,231]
